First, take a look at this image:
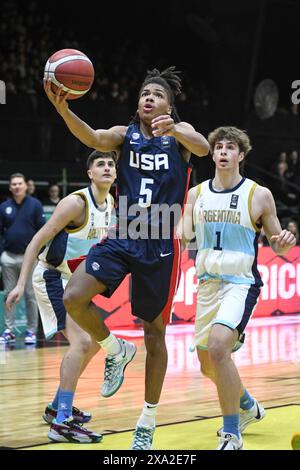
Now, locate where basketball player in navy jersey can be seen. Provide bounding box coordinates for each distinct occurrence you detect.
[44,67,209,449]
[178,126,296,450]
[6,151,122,444]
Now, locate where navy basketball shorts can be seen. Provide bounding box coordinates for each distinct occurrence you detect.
[85,236,181,324]
[32,261,68,339]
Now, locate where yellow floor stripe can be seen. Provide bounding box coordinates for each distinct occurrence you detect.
[24,405,300,451]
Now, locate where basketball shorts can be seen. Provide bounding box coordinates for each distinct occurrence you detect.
[193,278,261,351]
[32,261,69,339]
[85,235,181,324]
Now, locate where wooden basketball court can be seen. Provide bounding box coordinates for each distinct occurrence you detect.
[1,316,300,450]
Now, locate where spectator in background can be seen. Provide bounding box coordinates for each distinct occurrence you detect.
[290,149,299,166]
[27,178,44,204]
[272,161,298,221]
[44,184,61,206]
[290,103,299,117]
[27,178,37,197]
[286,220,299,245]
[0,173,45,344]
[286,150,300,186]
[278,151,288,164]
[270,151,288,178]
[43,184,61,218]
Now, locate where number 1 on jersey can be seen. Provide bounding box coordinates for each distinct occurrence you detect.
[138,178,154,207]
[214,231,222,251]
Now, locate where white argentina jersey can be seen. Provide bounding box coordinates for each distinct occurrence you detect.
[39,186,114,277]
[193,177,262,286]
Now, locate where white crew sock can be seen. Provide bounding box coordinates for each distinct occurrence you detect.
[137,401,158,429]
[98,333,121,356]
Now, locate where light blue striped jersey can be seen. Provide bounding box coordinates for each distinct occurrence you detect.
[39,186,114,277]
[193,177,262,286]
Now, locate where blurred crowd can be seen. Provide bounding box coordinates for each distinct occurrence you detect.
[0,0,208,114]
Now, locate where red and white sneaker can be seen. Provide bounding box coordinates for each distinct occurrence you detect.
[43,404,92,424]
[0,329,16,344]
[48,418,102,443]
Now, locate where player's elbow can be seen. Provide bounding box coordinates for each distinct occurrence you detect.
[198,141,210,157]
[89,131,103,149]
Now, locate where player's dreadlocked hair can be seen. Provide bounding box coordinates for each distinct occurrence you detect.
[131,66,182,124]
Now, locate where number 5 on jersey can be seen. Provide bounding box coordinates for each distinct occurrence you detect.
[138,178,154,207]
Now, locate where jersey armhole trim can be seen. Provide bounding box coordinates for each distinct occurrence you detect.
[192,184,202,232]
[196,183,202,199]
[248,183,260,232]
[65,193,89,234]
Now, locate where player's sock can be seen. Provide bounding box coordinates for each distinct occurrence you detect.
[240,388,255,410]
[56,390,74,423]
[51,387,60,410]
[223,413,240,438]
[98,333,121,356]
[137,402,158,429]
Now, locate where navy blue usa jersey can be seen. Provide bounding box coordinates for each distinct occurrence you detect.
[117,122,191,235]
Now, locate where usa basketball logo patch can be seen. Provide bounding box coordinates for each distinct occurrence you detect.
[161,136,171,148]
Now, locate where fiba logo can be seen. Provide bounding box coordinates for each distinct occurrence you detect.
[0,80,6,104]
[291,80,300,104]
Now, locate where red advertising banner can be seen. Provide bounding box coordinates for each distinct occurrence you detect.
[254,246,300,317]
[94,246,300,328]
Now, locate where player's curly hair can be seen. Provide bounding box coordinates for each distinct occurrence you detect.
[208,126,252,156]
[131,66,182,123]
[142,66,182,103]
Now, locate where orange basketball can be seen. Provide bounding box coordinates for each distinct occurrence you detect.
[44,49,94,100]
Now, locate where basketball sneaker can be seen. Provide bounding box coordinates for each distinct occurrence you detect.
[43,404,92,424]
[101,339,137,398]
[24,330,36,345]
[48,418,102,443]
[0,328,16,344]
[217,399,265,436]
[130,426,155,450]
[216,432,243,450]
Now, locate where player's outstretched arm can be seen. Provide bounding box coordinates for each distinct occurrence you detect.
[44,78,126,152]
[256,186,296,255]
[5,196,84,310]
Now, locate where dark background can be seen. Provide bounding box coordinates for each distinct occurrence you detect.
[1,0,300,195]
